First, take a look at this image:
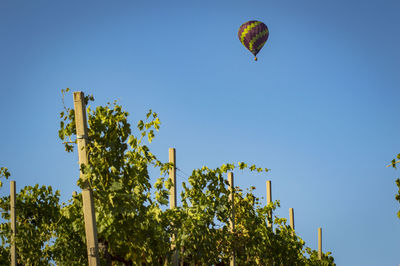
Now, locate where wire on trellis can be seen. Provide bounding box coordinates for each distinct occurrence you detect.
[176,167,191,178]
[176,172,189,183]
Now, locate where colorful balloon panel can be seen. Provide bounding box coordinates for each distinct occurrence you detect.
[238,20,269,60]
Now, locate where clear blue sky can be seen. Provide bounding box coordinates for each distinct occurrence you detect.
[1,1,400,265]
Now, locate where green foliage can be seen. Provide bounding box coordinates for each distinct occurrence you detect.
[0,167,10,188]
[52,194,87,265]
[305,247,335,265]
[0,90,335,265]
[58,91,171,264]
[0,184,61,265]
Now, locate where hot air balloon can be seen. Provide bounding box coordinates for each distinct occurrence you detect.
[238,20,269,61]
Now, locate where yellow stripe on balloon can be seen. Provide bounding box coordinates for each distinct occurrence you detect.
[249,29,269,52]
[240,21,262,45]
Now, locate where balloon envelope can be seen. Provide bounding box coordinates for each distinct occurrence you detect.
[238,21,269,60]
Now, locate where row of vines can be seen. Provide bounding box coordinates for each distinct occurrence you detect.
[0,89,335,265]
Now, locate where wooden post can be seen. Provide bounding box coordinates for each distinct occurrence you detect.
[228,172,236,266]
[10,181,16,266]
[266,181,273,266]
[318,227,322,260]
[169,148,179,266]
[169,148,177,209]
[73,91,100,266]
[289,208,295,232]
[266,180,272,228]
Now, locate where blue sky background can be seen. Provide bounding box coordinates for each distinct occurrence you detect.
[1,0,400,265]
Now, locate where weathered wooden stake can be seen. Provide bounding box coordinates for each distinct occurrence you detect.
[73,91,100,266]
[228,172,236,266]
[266,180,272,228]
[289,208,295,233]
[169,148,177,209]
[318,227,322,260]
[169,148,179,266]
[10,181,16,266]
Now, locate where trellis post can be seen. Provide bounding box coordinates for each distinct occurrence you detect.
[10,181,16,266]
[169,148,179,265]
[318,227,322,260]
[228,172,236,266]
[169,148,177,209]
[266,180,272,228]
[289,208,295,234]
[73,91,100,266]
